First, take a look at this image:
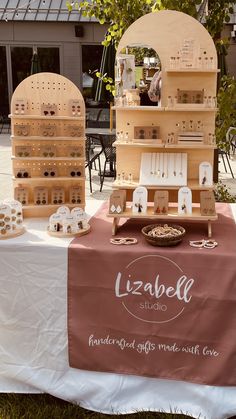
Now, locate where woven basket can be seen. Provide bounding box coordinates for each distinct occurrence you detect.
[141,223,186,247]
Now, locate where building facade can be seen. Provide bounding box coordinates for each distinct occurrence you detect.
[0,1,107,117]
[0,1,236,119]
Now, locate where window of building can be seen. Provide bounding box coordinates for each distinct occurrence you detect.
[11,46,60,92]
[37,47,60,73]
[82,44,103,102]
[11,47,33,91]
[0,46,9,117]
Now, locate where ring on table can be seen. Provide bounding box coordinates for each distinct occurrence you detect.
[110,237,138,245]
[189,239,218,249]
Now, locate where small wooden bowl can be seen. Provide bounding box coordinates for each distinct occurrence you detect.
[141,223,185,247]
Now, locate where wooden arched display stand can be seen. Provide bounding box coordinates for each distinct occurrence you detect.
[10,72,85,217]
[108,10,218,236]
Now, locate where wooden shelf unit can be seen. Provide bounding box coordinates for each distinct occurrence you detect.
[111,10,218,236]
[10,72,86,218]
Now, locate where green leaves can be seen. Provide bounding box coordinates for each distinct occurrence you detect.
[216,75,236,153]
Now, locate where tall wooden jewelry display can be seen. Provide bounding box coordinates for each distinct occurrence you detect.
[10,72,85,217]
[108,10,218,236]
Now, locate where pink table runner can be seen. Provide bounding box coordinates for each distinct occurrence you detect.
[68,203,236,386]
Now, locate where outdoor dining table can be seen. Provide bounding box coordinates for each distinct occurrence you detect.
[0,201,235,419]
[85,127,116,177]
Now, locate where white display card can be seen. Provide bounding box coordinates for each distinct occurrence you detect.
[62,215,76,234]
[49,213,63,232]
[71,207,84,217]
[139,153,187,186]
[56,206,70,218]
[199,161,213,187]
[4,199,23,230]
[71,208,88,229]
[132,186,148,214]
[178,187,192,215]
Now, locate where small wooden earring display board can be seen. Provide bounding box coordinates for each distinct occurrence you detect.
[199,162,213,187]
[34,187,49,205]
[15,168,31,179]
[13,99,28,115]
[14,187,29,206]
[41,104,57,117]
[133,126,161,143]
[68,146,82,158]
[15,145,32,158]
[64,124,84,138]
[47,207,90,237]
[51,187,65,205]
[178,187,192,215]
[14,124,30,136]
[69,187,82,204]
[200,191,216,216]
[69,99,82,117]
[40,145,56,158]
[109,190,126,214]
[0,202,25,239]
[154,191,169,214]
[68,166,83,178]
[132,186,148,214]
[41,166,58,178]
[40,124,57,137]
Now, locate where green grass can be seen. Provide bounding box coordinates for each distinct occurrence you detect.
[0,394,235,419]
[0,394,196,419]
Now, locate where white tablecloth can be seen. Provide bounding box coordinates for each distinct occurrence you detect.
[0,203,236,419]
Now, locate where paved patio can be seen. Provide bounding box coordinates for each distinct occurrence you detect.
[0,133,235,205]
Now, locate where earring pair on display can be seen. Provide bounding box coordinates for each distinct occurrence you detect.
[110,205,122,214]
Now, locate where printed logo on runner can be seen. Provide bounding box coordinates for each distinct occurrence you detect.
[114,255,195,323]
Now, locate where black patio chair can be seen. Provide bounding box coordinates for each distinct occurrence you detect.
[99,134,116,192]
[85,135,103,193]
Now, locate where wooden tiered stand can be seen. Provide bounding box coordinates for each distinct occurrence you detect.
[108,10,218,237]
[10,72,85,217]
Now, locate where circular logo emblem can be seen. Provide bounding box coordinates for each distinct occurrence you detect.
[115,254,194,324]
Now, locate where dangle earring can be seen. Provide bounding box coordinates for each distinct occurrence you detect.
[181,198,187,213]
[202,170,207,185]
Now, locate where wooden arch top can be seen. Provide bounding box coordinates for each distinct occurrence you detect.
[117,10,217,69]
[11,72,85,117]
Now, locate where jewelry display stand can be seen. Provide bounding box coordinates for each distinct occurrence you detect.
[108,10,218,237]
[0,201,25,240]
[47,206,90,238]
[10,73,85,218]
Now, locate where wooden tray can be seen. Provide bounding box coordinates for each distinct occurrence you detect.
[0,226,26,240]
[47,224,90,238]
